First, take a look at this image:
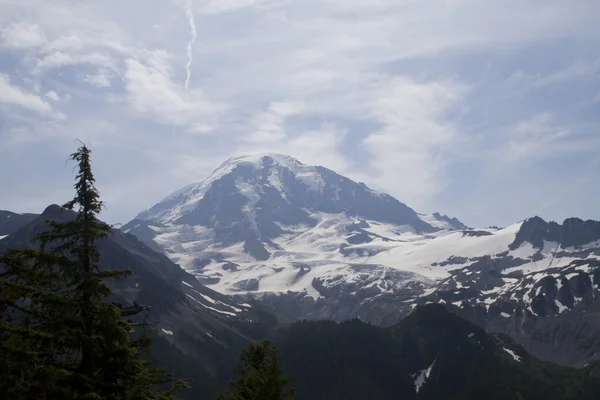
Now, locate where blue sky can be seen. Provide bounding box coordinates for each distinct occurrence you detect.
[0,0,599,227]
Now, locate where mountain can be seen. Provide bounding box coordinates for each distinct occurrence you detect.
[420,212,469,230]
[125,154,600,366]
[0,210,37,238]
[135,154,435,233]
[274,304,600,400]
[125,154,466,322]
[0,205,277,399]
[3,205,600,399]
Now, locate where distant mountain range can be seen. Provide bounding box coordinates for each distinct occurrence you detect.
[118,153,600,366]
[2,202,600,399]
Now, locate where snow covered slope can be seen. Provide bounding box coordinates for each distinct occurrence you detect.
[125,154,600,326]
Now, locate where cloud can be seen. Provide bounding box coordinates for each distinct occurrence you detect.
[236,121,349,173]
[362,77,467,206]
[1,22,46,48]
[122,53,223,129]
[500,113,597,164]
[35,51,115,73]
[245,101,305,143]
[196,0,269,15]
[506,58,600,89]
[84,68,112,88]
[42,34,84,53]
[231,101,348,172]
[45,90,60,101]
[287,124,349,172]
[534,58,600,87]
[0,73,54,115]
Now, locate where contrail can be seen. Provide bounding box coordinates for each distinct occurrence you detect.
[183,0,197,90]
[171,114,180,136]
[172,0,197,136]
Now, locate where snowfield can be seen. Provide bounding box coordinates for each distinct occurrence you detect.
[127,153,600,322]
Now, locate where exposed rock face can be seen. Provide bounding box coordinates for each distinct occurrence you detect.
[432,212,469,230]
[510,216,600,250]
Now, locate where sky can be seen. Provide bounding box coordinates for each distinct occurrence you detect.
[0,0,599,228]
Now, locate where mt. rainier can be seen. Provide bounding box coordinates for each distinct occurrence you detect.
[124,154,600,365]
[125,154,463,319]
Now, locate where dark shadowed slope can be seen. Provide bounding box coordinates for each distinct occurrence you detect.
[0,205,277,399]
[274,304,600,400]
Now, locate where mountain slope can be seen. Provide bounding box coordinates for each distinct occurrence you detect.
[0,205,277,398]
[274,304,600,400]
[0,210,37,238]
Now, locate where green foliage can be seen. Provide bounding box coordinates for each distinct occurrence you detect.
[0,144,186,399]
[217,339,295,400]
[0,248,76,399]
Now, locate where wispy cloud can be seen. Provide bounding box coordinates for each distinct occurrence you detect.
[35,51,115,73]
[362,77,468,205]
[500,113,598,164]
[196,0,270,15]
[45,90,60,101]
[0,73,55,116]
[1,22,46,48]
[245,101,305,143]
[84,68,113,88]
[122,52,223,129]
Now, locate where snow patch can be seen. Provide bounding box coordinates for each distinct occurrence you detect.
[161,329,174,336]
[555,299,568,313]
[565,272,579,280]
[185,294,237,316]
[420,287,438,297]
[412,359,435,393]
[509,241,536,259]
[0,235,8,240]
[503,347,521,362]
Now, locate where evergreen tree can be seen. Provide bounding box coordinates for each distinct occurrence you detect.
[0,144,186,399]
[0,248,76,399]
[217,339,295,400]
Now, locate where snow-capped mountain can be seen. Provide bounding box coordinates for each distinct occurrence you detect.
[136,153,434,232]
[125,154,600,339]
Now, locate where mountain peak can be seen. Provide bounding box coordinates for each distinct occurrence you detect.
[137,154,434,233]
[218,153,305,170]
[41,204,65,218]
